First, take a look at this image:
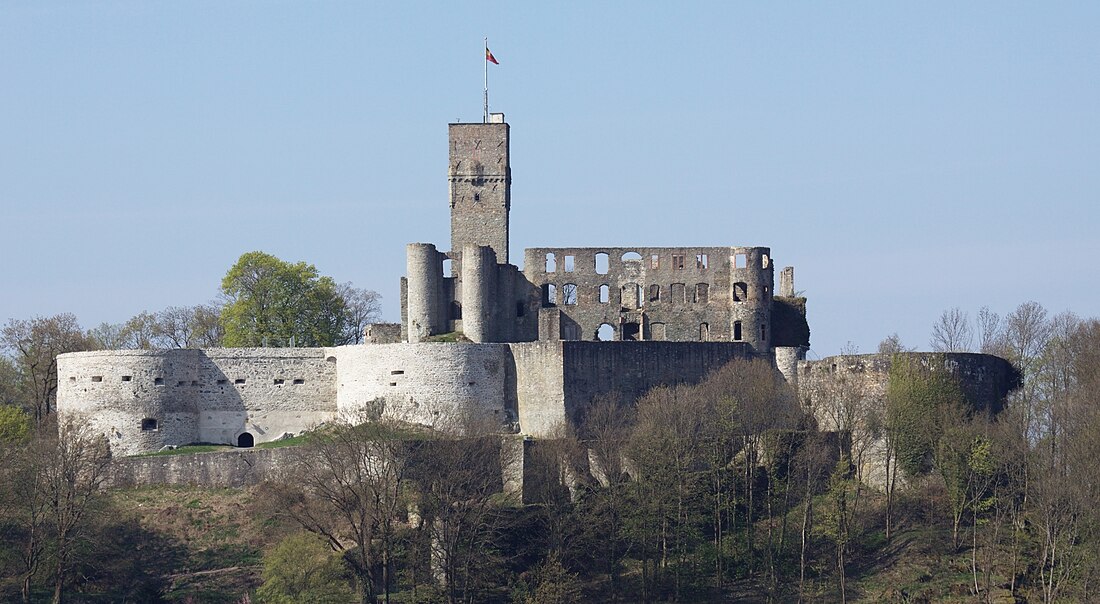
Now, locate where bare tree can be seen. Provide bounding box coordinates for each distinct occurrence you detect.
[576,394,634,591]
[1,315,92,423]
[931,307,973,352]
[43,418,112,604]
[272,418,409,603]
[408,415,518,604]
[85,322,127,350]
[793,432,830,603]
[877,333,913,355]
[188,303,225,347]
[337,284,383,345]
[976,306,1005,355]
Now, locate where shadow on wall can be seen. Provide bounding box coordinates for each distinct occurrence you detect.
[193,354,259,446]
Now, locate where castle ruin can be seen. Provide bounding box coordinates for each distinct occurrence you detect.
[56,115,1014,458]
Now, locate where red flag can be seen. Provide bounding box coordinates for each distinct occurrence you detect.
[485,47,499,65]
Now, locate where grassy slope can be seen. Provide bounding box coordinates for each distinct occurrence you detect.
[107,485,284,603]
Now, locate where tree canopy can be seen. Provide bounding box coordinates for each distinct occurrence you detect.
[219,251,379,347]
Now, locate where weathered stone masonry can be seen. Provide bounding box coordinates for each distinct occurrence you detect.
[56,114,1018,466]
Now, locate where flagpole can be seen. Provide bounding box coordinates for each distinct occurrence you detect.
[483,37,489,123]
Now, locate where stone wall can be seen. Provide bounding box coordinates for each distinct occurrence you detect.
[797,352,1020,487]
[449,122,511,264]
[521,246,774,349]
[106,448,295,489]
[58,348,337,456]
[511,342,566,436]
[333,343,514,432]
[559,341,755,426]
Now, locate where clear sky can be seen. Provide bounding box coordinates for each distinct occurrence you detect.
[2,2,1097,357]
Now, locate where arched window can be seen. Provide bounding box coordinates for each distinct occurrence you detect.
[733,282,748,302]
[695,283,709,304]
[562,283,578,305]
[595,252,609,275]
[670,283,686,303]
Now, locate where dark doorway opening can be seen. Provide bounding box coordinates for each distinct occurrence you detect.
[237,432,254,448]
[622,322,640,341]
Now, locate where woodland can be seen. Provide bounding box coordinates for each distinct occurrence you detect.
[0,252,1097,603]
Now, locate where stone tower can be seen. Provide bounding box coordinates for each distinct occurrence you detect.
[449,115,510,263]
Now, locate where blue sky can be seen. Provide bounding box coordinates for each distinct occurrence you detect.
[1,2,1097,356]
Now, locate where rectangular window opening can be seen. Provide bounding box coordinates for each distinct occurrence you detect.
[695,283,709,304]
[671,283,686,303]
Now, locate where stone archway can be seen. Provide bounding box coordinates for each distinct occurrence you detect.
[237,432,254,448]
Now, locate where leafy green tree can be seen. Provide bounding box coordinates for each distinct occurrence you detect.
[885,355,966,478]
[256,532,356,604]
[220,251,348,347]
[0,405,30,445]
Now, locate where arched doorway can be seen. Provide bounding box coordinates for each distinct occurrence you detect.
[237,432,254,448]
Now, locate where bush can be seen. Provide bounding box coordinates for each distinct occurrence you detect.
[255,532,356,604]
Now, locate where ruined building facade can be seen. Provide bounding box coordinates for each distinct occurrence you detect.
[402,115,805,352]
